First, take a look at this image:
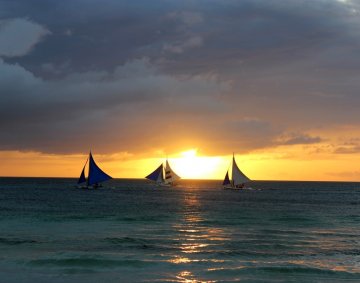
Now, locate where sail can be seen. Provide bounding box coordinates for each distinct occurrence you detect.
[164,160,180,184]
[78,167,86,184]
[77,158,88,184]
[223,170,231,186]
[87,152,112,186]
[232,156,250,186]
[145,164,164,183]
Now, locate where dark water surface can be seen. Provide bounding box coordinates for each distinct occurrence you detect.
[0,178,359,282]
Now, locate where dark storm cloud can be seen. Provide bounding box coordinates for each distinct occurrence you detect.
[2,0,358,74]
[0,57,231,153]
[0,0,360,154]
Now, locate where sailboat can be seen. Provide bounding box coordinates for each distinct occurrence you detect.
[77,151,112,188]
[223,154,251,190]
[145,159,181,187]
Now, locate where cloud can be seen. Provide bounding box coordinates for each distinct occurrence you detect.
[166,11,203,26]
[329,136,360,154]
[193,117,282,154]
[277,133,323,146]
[334,144,360,154]
[64,29,72,36]
[0,18,50,57]
[163,35,203,54]
[0,0,360,158]
[162,11,204,54]
[0,58,231,154]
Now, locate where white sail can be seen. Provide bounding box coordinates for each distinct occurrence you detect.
[156,168,164,183]
[231,156,250,186]
[164,160,180,184]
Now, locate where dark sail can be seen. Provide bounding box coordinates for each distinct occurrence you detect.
[78,167,86,184]
[223,170,231,185]
[77,159,88,184]
[145,164,164,182]
[87,152,112,186]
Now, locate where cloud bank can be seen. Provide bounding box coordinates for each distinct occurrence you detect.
[0,0,359,157]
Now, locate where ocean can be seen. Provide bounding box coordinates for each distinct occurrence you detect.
[0,178,359,282]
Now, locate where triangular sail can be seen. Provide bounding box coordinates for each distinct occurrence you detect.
[223,170,231,186]
[87,152,112,186]
[145,164,164,183]
[164,160,180,184]
[77,159,88,184]
[232,156,250,186]
[78,167,86,184]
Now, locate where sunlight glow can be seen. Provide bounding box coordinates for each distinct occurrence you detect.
[181,149,197,158]
[1,134,360,181]
[169,149,225,179]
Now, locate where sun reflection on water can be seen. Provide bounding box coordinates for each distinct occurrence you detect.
[180,243,209,254]
[167,192,227,282]
[169,257,197,264]
[175,271,217,283]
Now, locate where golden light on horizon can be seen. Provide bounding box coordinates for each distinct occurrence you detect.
[169,149,226,179]
[0,137,360,181]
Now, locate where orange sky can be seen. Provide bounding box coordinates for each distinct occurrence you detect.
[0,138,359,181]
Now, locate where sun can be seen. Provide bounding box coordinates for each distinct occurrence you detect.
[181,149,197,159]
[170,149,225,179]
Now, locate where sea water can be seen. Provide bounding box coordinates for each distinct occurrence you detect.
[0,178,359,282]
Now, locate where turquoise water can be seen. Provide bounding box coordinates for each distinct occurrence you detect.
[0,178,359,282]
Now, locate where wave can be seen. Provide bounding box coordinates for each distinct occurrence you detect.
[207,265,360,278]
[0,237,38,246]
[270,216,315,223]
[103,237,180,252]
[29,257,154,268]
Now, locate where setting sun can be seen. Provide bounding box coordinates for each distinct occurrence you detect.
[169,149,226,179]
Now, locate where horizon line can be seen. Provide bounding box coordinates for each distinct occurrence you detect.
[0,176,359,183]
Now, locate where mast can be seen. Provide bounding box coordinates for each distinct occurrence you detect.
[87,152,91,187]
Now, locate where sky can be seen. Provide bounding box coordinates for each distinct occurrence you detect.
[0,0,360,180]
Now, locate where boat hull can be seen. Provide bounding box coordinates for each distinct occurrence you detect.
[158,183,172,187]
[77,183,102,189]
[223,185,253,191]
[223,186,242,190]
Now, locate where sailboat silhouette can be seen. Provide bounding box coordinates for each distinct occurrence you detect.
[145,159,180,187]
[223,154,251,190]
[78,151,112,188]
